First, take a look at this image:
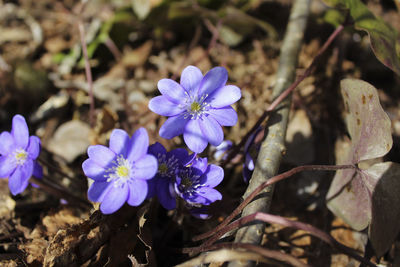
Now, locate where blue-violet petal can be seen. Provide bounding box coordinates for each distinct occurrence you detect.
[208,85,241,108]
[180,65,203,95]
[159,114,188,139]
[109,129,130,155]
[127,128,150,162]
[11,115,29,149]
[158,79,187,103]
[199,116,224,146]
[208,107,238,126]
[127,179,148,206]
[100,185,129,214]
[132,154,158,180]
[148,96,184,117]
[198,67,228,97]
[183,119,208,153]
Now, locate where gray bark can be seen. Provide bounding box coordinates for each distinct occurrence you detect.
[228,0,310,266]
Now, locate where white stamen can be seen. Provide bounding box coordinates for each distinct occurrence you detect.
[104,155,134,188]
[14,148,28,165]
[182,92,210,120]
[157,153,179,178]
[177,167,203,196]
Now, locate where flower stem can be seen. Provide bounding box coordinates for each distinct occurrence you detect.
[193,164,355,241]
[78,21,95,128]
[187,213,376,267]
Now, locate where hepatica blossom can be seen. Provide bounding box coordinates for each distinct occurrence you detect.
[82,128,157,214]
[0,115,42,195]
[149,66,241,153]
[174,157,223,207]
[147,142,193,210]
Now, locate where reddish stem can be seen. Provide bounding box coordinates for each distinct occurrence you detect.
[78,21,95,128]
[193,164,354,241]
[186,213,376,267]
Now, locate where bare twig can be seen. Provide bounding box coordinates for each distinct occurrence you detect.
[227,1,311,266]
[181,243,309,267]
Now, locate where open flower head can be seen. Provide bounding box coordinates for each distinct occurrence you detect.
[0,115,42,195]
[174,157,223,206]
[149,66,241,153]
[82,128,158,214]
[147,142,193,210]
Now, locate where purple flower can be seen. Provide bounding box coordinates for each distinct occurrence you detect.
[243,127,263,182]
[82,128,158,214]
[0,115,42,195]
[212,140,232,161]
[148,66,241,153]
[147,142,193,210]
[189,206,211,219]
[174,157,223,206]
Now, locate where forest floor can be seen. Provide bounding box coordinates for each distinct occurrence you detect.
[1,0,400,266]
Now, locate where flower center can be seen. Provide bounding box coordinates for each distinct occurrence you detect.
[177,167,202,195]
[105,155,133,187]
[116,165,129,178]
[182,92,210,120]
[156,153,179,178]
[181,177,193,188]
[14,148,28,165]
[158,163,169,175]
[190,102,201,112]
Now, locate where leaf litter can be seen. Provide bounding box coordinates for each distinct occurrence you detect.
[0,0,400,266]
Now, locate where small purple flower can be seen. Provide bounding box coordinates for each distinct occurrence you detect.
[243,127,263,182]
[149,65,241,153]
[174,157,223,206]
[82,128,158,214]
[0,115,42,195]
[212,140,232,161]
[189,206,211,219]
[147,142,193,210]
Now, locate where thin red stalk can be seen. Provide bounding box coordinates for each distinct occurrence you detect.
[104,37,122,61]
[78,21,95,128]
[193,164,355,241]
[223,24,345,166]
[199,242,310,267]
[188,213,376,267]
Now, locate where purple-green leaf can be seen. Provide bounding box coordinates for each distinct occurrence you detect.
[327,79,400,257]
[323,0,400,76]
[327,167,375,231]
[341,79,392,163]
[368,162,400,258]
[327,79,393,232]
